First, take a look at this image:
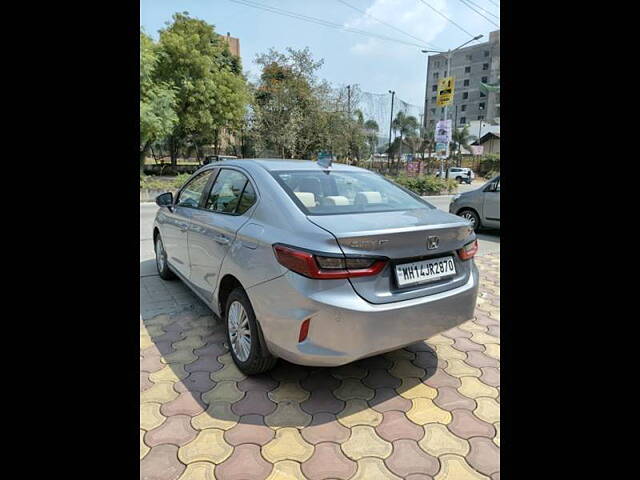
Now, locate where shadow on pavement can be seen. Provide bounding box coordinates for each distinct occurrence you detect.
[140,282,450,427]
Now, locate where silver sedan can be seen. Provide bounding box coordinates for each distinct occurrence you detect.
[153,159,479,374]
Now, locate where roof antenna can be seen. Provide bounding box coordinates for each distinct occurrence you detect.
[317,151,333,170]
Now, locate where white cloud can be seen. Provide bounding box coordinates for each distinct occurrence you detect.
[345,0,449,55]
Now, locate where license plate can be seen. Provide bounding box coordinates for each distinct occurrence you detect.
[395,256,456,287]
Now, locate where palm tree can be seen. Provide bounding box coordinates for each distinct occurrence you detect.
[451,125,475,167]
[391,112,419,166]
[363,119,379,163]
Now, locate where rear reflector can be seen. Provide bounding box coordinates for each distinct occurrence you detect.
[299,318,310,342]
[458,239,478,260]
[273,244,386,279]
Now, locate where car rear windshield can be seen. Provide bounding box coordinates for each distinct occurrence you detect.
[272,170,433,215]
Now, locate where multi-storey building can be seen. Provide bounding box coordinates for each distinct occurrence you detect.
[424,30,500,131]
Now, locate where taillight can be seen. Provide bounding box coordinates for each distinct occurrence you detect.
[458,239,478,260]
[273,244,386,279]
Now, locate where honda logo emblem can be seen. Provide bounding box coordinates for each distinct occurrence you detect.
[427,236,440,250]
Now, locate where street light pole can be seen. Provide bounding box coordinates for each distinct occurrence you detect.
[388,90,395,170]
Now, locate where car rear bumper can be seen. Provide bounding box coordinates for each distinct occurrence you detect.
[246,261,479,367]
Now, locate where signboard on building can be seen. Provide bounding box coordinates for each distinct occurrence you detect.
[435,120,452,144]
[435,142,448,157]
[436,76,454,107]
[470,145,484,156]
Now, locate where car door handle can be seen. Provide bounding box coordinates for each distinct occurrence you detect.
[215,235,230,245]
[178,223,189,232]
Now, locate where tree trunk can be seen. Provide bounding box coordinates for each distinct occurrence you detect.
[169,137,178,166]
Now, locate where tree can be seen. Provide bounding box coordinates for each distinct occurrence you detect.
[140,30,178,168]
[451,125,475,167]
[364,119,379,163]
[391,111,419,164]
[155,13,249,165]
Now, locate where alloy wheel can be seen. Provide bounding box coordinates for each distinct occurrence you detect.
[155,238,166,272]
[228,301,251,361]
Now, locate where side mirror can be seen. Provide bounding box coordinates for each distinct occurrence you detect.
[484,182,497,192]
[156,192,173,208]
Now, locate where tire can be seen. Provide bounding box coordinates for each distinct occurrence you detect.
[456,176,463,184]
[225,287,277,375]
[458,208,481,232]
[154,234,176,280]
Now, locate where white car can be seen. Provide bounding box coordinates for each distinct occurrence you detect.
[435,168,475,184]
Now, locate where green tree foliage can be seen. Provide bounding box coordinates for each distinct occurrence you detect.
[154,13,249,164]
[140,30,178,168]
[451,125,475,167]
[390,111,419,163]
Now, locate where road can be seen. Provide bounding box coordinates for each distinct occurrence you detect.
[140,185,499,277]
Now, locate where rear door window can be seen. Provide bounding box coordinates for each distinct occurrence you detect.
[205,169,256,215]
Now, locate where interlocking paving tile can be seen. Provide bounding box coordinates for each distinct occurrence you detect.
[145,414,198,447]
[265,460,304,480]
[427,334,454,346]
[334,378,374,401]
[474,313,499,328]
[433,386,477,411]
[341,425,393,460]
[473,397,500,424]
[262,427,314,462]
[419,423,469,457]
[487,325,500,337]
[469,331,499,346]
[331,363,368,379]
[224,414,275,446]
[184,354,223,374]
[444,359,482,378]
[265,401,312,428]
[369,387,413,413]
[406,398,452,425]
[464,351,500,369]
[161,349,197,365]
[300,412,351,444]
[467,437,500,477]
[193,340,227,357]
[302,441,357,480]
[350,457,401,479]
[442,326,473,340]
[457,377,499,399]
[191,402,238,431]
[176,462,216,480]
[216,443,273,479]
[390,359,427,379]
[459,320,488,334]
[435,454,490,480]
[141,371,153,392]
[201,380,244,404]
[232,390,277,416]
[412,350,446,370]
[268,381,310,403]
[483,344,500,361]
[238,374,279,393]
[493,422,500,447]
[140,444,186,480]
[211,362,247,382]
[141,402,166,431]
[337,399,383,427]
[385,439,440,477]
[270,362,309,382]
[161,391,206,417]
[405,474,435,480]
[362,368,402,389]
[174,371,216,393]
[354,354,393,370]
[140,354,165,374]
[141,382,179,405]
[178,428,233,464]
[301,388,345,415]
[301,369,341,391]
[448,409,496,439]
[452,337,485,353]
[434,344,467,361]
[140,430,149,459]
[398,377,438,400]
[385,348,417,361]
[149,364,189,384]
[173,335,206,352]
[375,410,424,442]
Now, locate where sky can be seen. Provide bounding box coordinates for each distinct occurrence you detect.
[140,0,499,108]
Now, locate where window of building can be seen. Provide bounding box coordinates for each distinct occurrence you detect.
[478,115,484,121]
[434,61,440,68]
[479,102,485,110]
[460,117,466,124]
[481,76,488,83]
[482,63,489,70]
[433,72,439,79]
[463,79,469,86]
[484,50,490,57]
[441,108,444,113]
[464,66,471,73]
[480,91,486,97]
[463,92,469,99]
[465,54,472,61]
[461,105,466,111]
[432,85,437,91]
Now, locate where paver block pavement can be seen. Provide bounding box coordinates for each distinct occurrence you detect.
[139,253,500,478]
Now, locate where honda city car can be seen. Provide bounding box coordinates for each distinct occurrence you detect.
[153,159,479,374]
